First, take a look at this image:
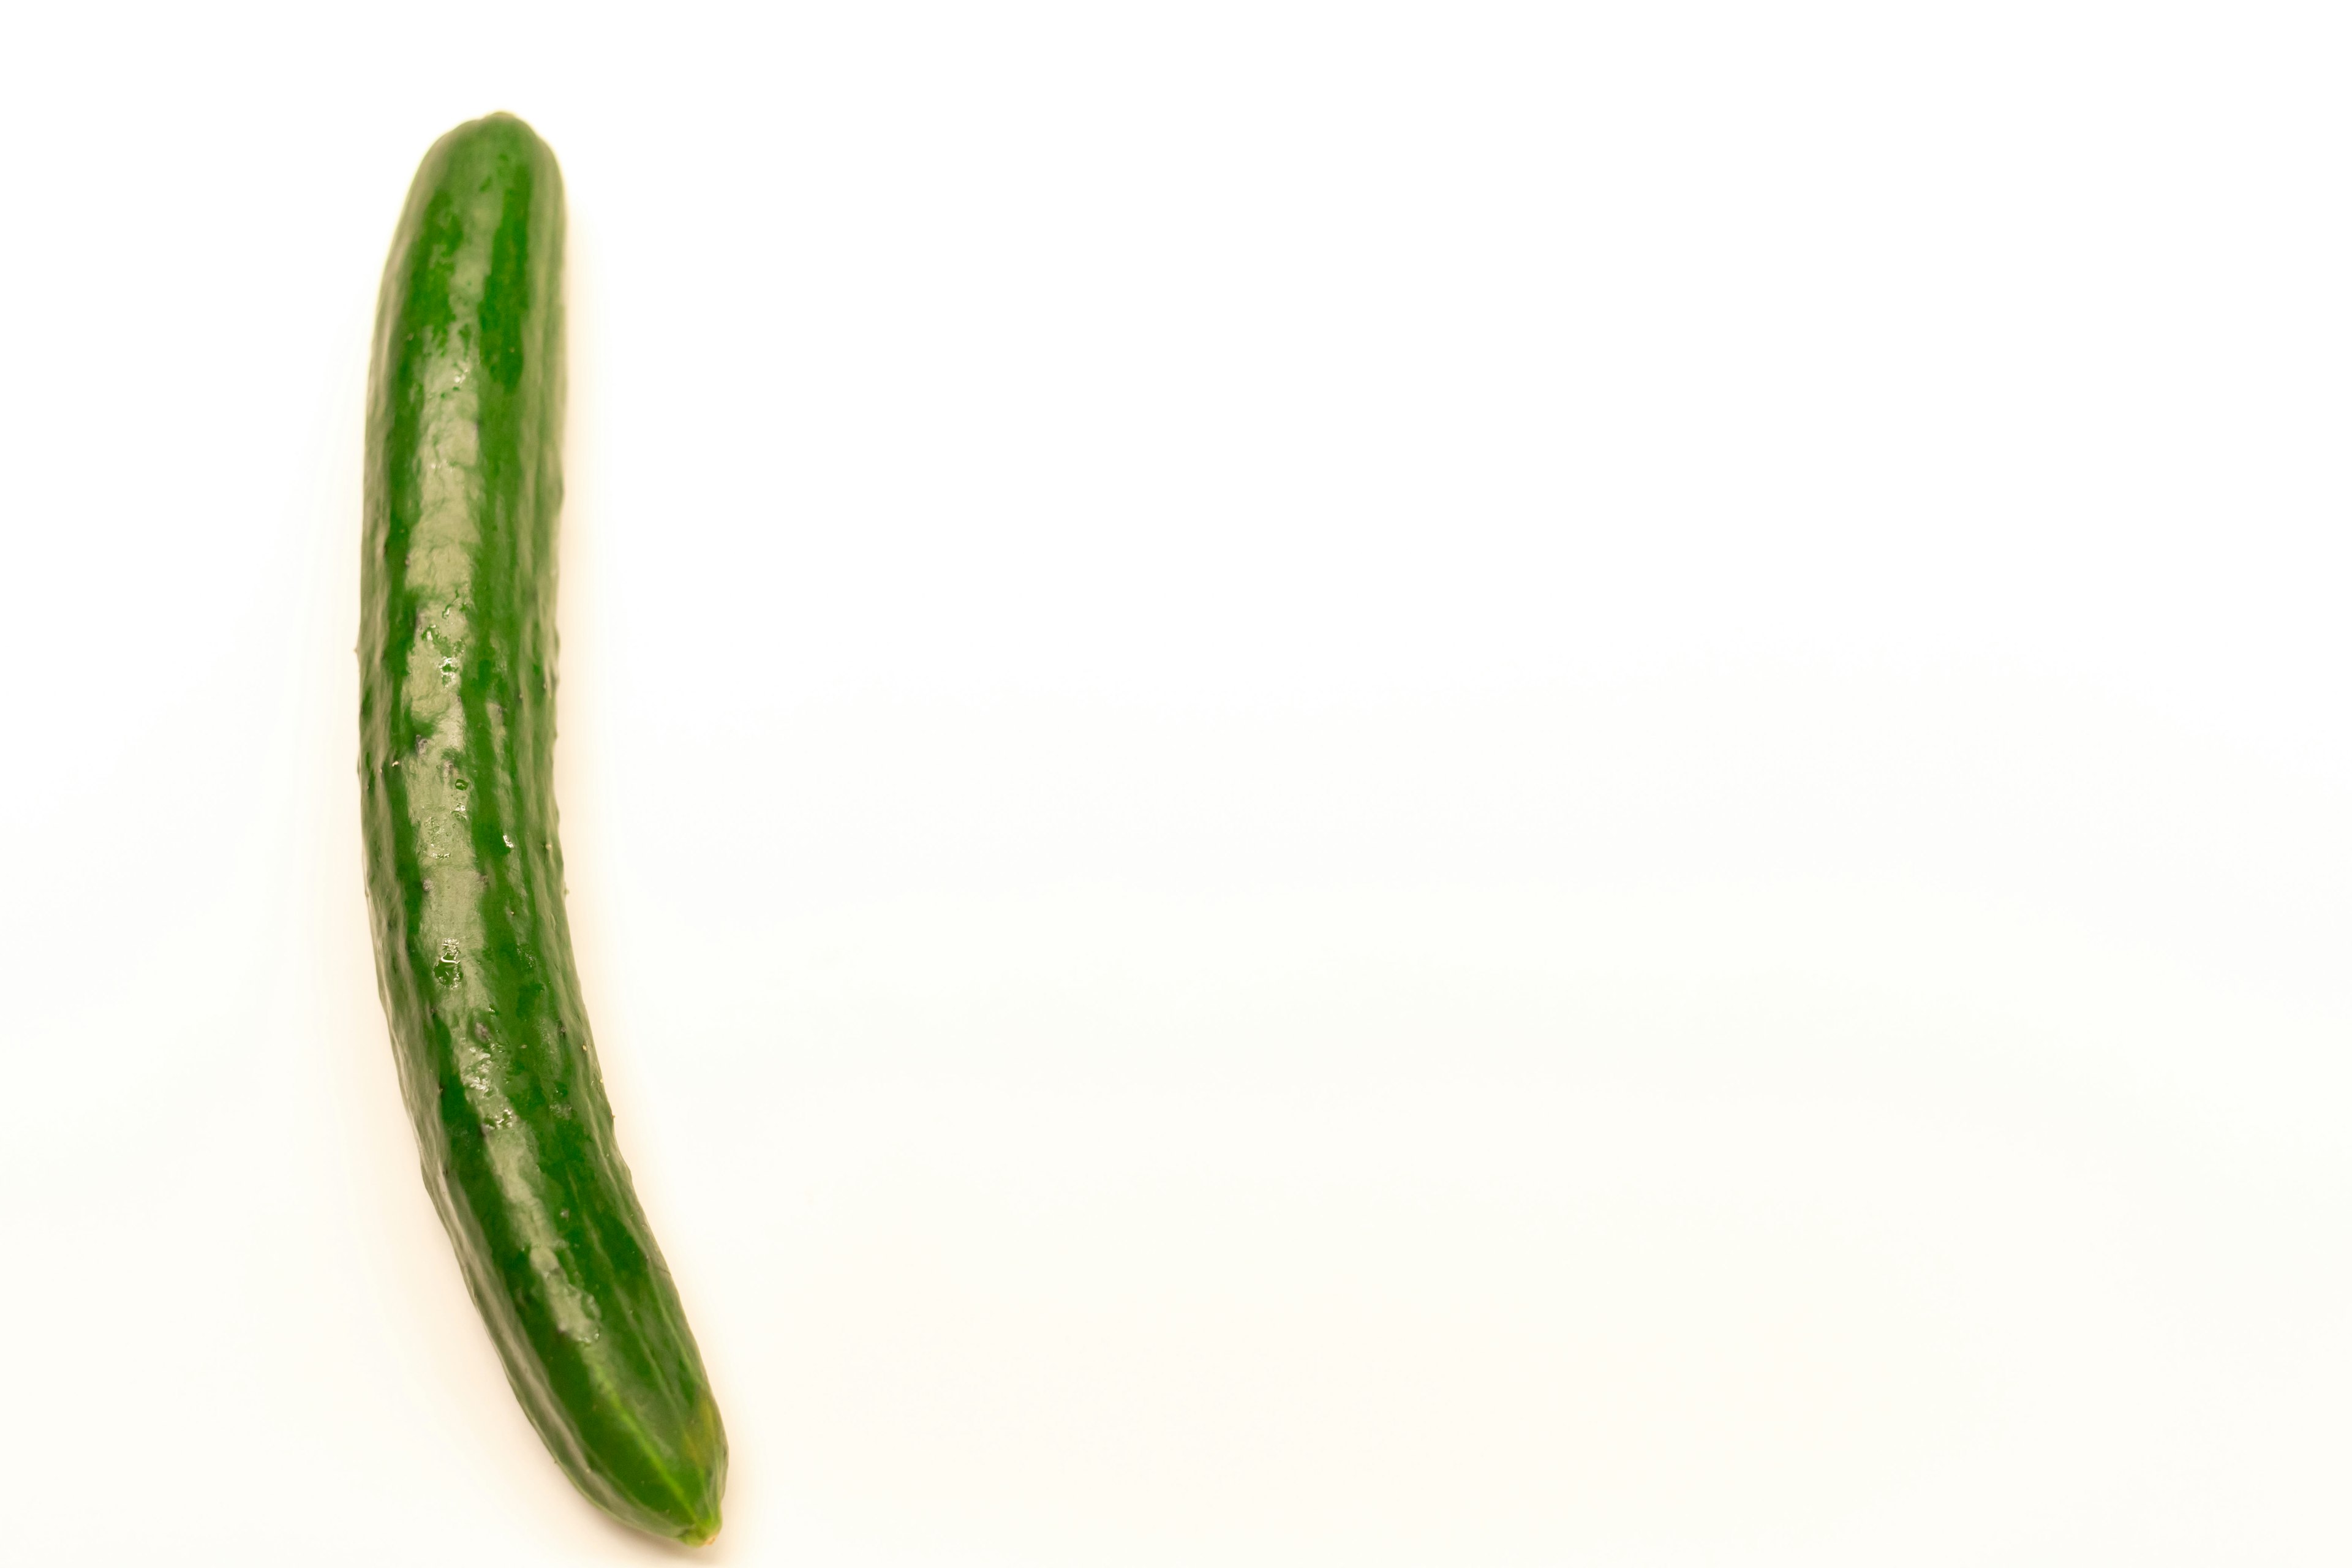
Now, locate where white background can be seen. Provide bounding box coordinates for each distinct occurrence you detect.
[3,3,2349,1563]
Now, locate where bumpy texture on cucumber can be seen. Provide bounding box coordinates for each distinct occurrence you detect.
[361,112,726,1545]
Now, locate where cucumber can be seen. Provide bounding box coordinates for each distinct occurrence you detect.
[360,113,726,1545]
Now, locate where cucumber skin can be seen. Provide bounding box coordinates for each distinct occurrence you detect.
[360,113,725,1545]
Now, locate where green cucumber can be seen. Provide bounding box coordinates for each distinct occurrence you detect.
[360,112,726,1545]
